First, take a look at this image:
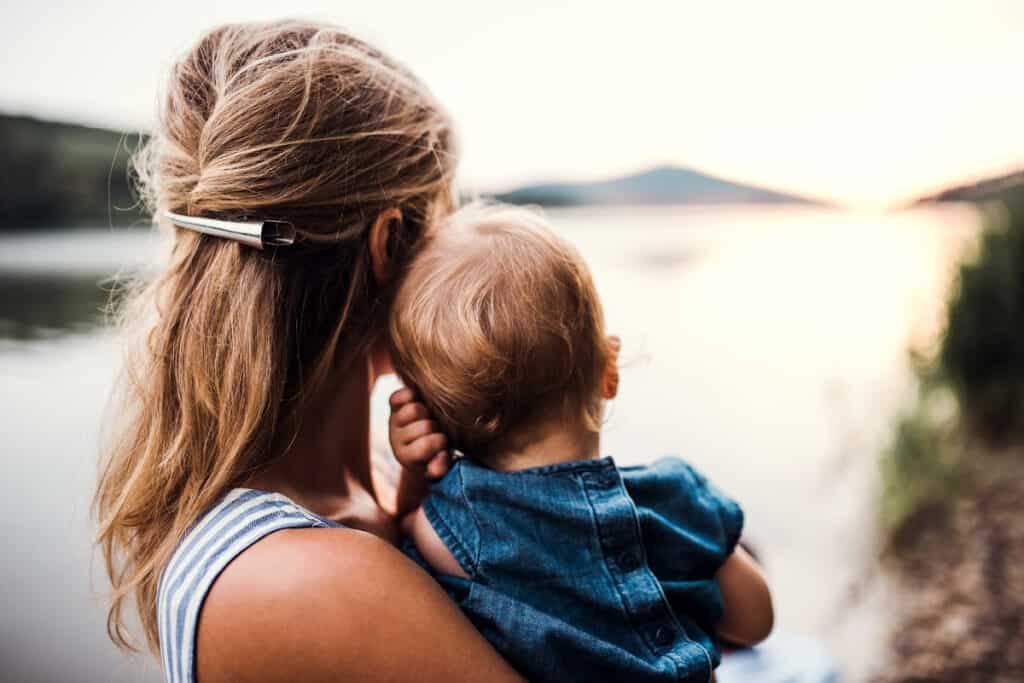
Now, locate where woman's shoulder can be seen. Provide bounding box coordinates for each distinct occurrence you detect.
[196,524,525,682]
[158,488,342,683]
[194,526,387,680]
[199,523,406,626]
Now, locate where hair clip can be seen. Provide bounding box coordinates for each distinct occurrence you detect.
[164,211,296,250]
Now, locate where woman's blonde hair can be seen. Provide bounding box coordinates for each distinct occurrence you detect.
[389,204,612,462]
[95,19,457,653]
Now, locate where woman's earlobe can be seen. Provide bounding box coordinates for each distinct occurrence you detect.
[370,207,403,284]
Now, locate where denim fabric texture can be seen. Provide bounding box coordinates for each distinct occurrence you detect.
[403,455,744,683]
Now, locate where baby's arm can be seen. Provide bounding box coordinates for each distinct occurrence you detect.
[715,545,774,646]
[388,387,451,518]
[387,388,468,578]
[403,506,470,578]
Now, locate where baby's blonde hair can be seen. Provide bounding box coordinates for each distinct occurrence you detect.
[389,204,612,461]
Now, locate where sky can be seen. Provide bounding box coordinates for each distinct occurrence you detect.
[1,0,1022,207]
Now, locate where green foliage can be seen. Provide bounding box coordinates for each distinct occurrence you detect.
[880,186,1024,544]
[880,380,963,537]
[940,190,1024,440]
[0,114,147,230]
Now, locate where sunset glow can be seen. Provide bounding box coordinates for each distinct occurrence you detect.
[3,0,1021,207]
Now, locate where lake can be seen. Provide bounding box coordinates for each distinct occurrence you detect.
[0,204,981,682]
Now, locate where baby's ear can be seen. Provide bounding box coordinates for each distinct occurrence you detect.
[601,336,621,400]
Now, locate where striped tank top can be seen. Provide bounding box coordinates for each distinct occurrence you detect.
[157,488,341,683]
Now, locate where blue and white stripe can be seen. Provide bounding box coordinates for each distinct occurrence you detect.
[157,488,339,683]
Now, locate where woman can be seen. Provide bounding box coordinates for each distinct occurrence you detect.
[96,18,840,683]
[96,19,523,682]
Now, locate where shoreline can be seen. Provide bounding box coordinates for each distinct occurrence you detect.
[876,448,1024,682]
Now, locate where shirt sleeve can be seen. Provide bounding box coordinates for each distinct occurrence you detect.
[419,460,482,577]
[619,457,745,648]
[621,456,745,579]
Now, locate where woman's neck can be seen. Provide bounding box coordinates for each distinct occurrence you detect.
[244,355,380,523]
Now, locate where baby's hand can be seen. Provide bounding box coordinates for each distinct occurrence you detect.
[388,387,451,480]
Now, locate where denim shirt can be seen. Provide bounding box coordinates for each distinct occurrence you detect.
[403,455,744,683]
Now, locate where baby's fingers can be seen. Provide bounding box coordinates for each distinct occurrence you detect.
[389,386,416,410]
[404,433,448,467]
[425,450,453,480]
[390,400,430,428]
[396,419,440,446]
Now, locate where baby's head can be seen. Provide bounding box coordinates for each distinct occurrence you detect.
[389,203,616,464]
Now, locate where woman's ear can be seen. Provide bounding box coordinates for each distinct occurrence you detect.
[602,335,621,400]
[369,207,403,284]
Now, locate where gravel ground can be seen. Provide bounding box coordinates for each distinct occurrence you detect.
[875,452,1024,683]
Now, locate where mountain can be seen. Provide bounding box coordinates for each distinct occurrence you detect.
[490,165,820,207]
[0,113,146,230]
[914,169,1024,205]
[0,111,820,231]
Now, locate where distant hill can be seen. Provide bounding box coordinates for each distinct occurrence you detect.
[491,165,820,207]
[0,113,146,230]
[915,169,1024,205]
[0,112,820,231]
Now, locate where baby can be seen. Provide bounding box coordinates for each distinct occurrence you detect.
[387,204,773,682]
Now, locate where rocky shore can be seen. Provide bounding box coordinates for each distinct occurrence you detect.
[875,450,1024,682]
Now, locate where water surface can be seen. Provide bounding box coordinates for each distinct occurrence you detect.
[0,205,980,681]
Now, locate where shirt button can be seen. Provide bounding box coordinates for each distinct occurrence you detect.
[617,550,640,572]
[653,625,675,648]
